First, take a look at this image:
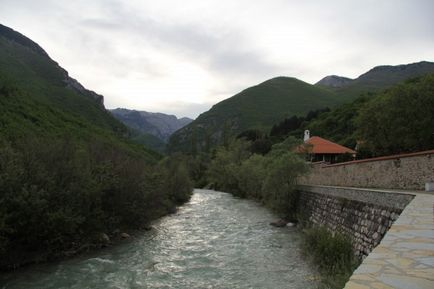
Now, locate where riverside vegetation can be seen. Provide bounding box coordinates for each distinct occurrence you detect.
[195,137,356,288]
[0,81,193,269]
[302,227,358,289]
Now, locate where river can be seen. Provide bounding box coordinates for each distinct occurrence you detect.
[0,189,318,289]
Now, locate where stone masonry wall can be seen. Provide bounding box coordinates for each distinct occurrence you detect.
[300,150,434,190]
[297,187,414,259]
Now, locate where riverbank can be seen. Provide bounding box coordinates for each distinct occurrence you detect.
[0,195,191,272]
[0,190,318,289]
[0,137,194,272]
[220,185,359,289]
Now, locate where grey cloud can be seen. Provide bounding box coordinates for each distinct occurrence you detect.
[2,0,434,118]
[162,102,214,119]
[78,1,280,78]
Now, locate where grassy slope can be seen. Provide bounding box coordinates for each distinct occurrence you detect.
[0,34,159,162]
[169,77,342,153]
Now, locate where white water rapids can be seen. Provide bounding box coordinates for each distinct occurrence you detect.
[1,189,318,289]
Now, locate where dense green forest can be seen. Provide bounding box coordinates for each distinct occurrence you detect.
[270,74,434,157]
[0,25,193,269]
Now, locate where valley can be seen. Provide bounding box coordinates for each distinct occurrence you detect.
[1,9,433,289]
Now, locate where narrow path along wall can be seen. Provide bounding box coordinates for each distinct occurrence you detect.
[344,192,434,289]
[297,186,414,259]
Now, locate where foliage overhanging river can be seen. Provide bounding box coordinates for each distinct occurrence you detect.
[0,190,318,289]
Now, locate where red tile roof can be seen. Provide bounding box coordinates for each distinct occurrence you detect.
[298,136,356,154]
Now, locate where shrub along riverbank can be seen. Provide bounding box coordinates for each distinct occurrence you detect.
[0,137,193,270]
[207,137,307,221]
[302,227,359,289]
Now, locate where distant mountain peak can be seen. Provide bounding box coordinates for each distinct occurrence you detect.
[110,108,193,142]
[354,61,434,85]
[315,61,434,98]
[315,75,353,88]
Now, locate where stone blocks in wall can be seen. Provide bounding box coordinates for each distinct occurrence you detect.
[297,188,413,260]
[300,151,434,190]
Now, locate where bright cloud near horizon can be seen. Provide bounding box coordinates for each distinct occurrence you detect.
[1,0,433,118]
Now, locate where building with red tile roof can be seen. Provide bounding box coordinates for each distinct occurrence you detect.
[297,130,356,163]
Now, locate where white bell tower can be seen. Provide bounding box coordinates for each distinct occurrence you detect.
[304,130,310,143]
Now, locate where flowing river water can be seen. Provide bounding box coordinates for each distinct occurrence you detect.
[0,189,318,289]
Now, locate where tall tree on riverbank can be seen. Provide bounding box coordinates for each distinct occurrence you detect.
[207,137,308,220]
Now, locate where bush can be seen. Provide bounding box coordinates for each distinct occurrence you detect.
[207,139,251,195]
[302,227,358,289]
[158,153,194,205]
[262,152,307,220]
[237,154,266,199]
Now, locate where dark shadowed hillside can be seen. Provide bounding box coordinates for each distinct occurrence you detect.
[0,24,193,269]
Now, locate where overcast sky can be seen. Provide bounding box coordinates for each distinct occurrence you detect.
[1,0,433,118]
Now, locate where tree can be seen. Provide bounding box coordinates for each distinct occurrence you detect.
[356,75,434,155]
[207,139,251,194]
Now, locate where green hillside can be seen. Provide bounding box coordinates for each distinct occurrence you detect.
[170,61,434,154]
[0,23,163,160]
[129,129,167,153]
[273,74,434,157]
[168,77,342,153]
[320,61,434,100]
[0,24,192,269]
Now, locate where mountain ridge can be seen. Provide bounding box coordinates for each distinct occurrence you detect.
[169,61,434,153]
[168,76,342,153]
[110,108,193,143]
[0,22,159,160]
[0,23,104,105]
[316,61,434,99]
[316,75,353,88]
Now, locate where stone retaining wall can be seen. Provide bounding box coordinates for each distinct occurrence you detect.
[297,186,414,259]
[300,150,434,190]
